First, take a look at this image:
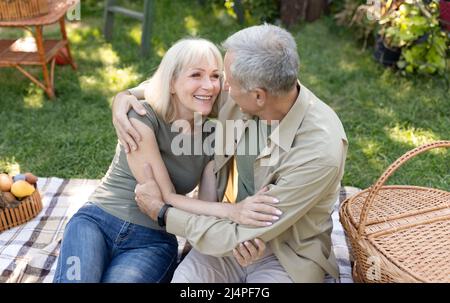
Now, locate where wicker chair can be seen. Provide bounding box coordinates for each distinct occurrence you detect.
[0,0,78,99]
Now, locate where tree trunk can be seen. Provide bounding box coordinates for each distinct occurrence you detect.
[280,0,327,27]
[305,0,326,22]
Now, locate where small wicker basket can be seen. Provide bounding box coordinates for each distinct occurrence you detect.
[0,189,43,232]
[0,0,49,21]
[340,141,450,283]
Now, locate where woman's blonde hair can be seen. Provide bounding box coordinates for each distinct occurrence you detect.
[144,38,223,123]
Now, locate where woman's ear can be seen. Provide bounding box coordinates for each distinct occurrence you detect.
[170,79,176,94]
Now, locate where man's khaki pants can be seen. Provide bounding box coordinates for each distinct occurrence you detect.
[171,246,294,283]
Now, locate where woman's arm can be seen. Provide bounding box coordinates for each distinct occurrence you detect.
[128,118,281,227]
[126,118,176,198]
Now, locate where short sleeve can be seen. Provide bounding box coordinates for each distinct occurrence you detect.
[127,101,160,135]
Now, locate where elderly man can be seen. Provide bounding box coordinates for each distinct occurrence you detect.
[112,24,348,282]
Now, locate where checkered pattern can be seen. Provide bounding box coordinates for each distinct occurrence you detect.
[325,186,360,283]
[0,177,358,283]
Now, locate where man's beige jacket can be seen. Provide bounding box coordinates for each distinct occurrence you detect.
[167,83,348,282]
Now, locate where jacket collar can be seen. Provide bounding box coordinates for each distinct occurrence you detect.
[216,81,312,160]
[266,81,312,153]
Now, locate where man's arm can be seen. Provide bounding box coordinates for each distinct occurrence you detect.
[135,162,281,227]
[166,163,340,257]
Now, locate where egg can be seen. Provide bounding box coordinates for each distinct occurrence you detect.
[24,172,38,185]
[13,174,26,182]
[0,173,13,192]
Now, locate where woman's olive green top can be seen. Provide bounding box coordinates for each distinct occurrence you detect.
[89,102,214,230]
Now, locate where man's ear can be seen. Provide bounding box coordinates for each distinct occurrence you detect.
[254,88,267,107]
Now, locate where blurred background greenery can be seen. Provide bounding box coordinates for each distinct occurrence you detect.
[0,0,448,190]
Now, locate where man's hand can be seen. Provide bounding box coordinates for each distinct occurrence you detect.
[135,163,165,221]
[112,91,146,153]
[233,238,266,267]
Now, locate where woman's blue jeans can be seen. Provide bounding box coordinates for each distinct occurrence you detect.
[53,202,178,283]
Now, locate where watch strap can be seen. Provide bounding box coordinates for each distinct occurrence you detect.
[157,204,172,227]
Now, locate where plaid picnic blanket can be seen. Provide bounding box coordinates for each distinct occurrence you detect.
[0,177,359,283]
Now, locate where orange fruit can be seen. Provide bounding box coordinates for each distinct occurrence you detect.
[0,173,13,192]
[11,180,35,199]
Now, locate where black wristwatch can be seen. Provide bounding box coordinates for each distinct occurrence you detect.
[157,204,173,227]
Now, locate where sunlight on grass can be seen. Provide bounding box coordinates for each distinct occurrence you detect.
[69,30,83,44]
[76,44,120,65]
[128,25,142,45]
[359,138,381,156]
[80,65,140,99]
[76,38,140,96]
[23,86,45,109]
[184,15,199,36]
[356,138,386,171]
[153,40,167,58]
[97,46,120,65]
[387,124,444,154]
[104,66,140,95]
[69,26,102,44]
[338,59,358,72]
[390,83,413,100]
[374,107,396,120]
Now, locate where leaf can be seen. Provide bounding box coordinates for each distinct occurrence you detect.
[397,60,407,69]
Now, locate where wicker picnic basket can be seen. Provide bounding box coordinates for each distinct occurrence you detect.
[0,0,49,21]
[0,189,43,232]
[340,141,450,283]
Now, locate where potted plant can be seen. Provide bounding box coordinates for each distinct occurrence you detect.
[396,0,448,74]
[375,0,448,74]
[373,34,402,66]
[373,0,406,66]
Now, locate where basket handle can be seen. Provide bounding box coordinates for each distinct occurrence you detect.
[357,140,450,236]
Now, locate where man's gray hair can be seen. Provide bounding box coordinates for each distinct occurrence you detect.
[222,24,299,95]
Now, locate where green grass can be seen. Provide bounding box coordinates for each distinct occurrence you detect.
[0,0,449,191]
